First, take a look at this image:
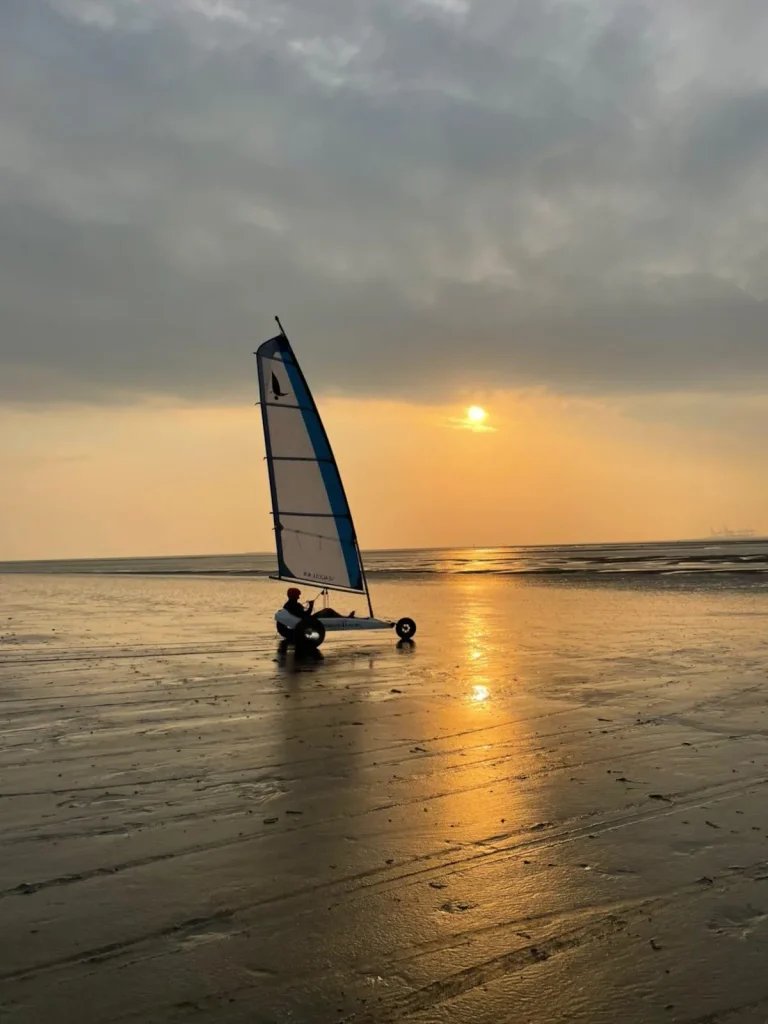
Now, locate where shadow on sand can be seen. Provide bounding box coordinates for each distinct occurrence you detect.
[275,637,416,673]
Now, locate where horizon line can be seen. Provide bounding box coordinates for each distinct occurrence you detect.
[1,534,766,566]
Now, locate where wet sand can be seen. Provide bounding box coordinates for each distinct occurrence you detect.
[2,572,768,1023]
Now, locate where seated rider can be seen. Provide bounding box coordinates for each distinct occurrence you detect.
[283,587,310,618]
[283,587,355,619]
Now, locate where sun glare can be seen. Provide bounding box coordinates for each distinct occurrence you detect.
[448,404,493,432]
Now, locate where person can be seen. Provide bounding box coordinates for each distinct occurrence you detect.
[283,587,309,618]
[282,587,354,619]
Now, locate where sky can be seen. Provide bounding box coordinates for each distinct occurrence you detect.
[2,0,768,558]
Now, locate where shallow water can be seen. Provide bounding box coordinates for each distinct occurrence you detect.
[2,537,768,578]
[2,572,768,1022]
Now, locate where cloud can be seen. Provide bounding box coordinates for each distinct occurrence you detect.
[2,0,768,404]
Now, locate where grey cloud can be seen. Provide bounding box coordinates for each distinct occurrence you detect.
[2,0,768,404]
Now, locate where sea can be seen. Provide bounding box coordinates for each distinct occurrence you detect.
[2,538,768,585]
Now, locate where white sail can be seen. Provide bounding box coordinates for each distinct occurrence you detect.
[255,331,366,594]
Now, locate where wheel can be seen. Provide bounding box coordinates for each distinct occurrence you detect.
[276,622,293,640]
[295,616,326,649]
[395,617,416,640]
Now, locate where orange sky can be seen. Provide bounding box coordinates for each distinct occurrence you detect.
[3,3,768,563]
[2,390,766,560]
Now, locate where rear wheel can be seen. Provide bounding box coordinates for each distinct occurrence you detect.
[395,617,416,640]
[295,616,326,649]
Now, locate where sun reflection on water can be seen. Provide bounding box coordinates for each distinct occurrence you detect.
[471,684,489,703]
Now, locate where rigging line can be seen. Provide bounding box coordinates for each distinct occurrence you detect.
[261,403,316,411]
[270,457,335,464]
[278,512,352,518]
[281,527,344,542]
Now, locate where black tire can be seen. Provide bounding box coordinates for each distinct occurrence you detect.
[276,622,293,640]
[295,616,326,649]
[395,617,416,640]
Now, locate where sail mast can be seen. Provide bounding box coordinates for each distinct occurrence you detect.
[257,326,285,579]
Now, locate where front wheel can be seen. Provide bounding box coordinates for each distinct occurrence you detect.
[395,617,416,640]
[295,616,326,649]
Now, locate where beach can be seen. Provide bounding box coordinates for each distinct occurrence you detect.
[3,563,768,1022]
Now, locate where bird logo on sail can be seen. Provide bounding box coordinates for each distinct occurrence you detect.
[271,372,291,400]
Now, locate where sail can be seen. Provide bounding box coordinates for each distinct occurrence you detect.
[255,333,365,594]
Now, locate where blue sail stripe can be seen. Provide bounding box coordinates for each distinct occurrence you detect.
[279,353,363,591]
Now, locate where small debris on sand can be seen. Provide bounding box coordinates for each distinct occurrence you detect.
[440,901,474,914]
[14,882,39,896]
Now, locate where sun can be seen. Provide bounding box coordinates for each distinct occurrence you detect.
[450,404,493,432]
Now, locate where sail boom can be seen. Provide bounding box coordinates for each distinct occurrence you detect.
[269,574,366,595]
